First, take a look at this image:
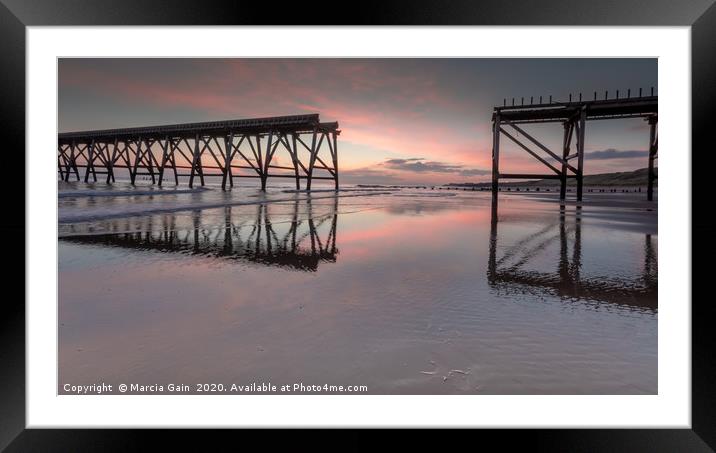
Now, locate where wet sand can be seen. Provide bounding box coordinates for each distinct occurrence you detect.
[58,183,657,394]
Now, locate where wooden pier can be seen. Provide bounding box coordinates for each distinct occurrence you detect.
[491,92,658,201]
[58,114,340,191]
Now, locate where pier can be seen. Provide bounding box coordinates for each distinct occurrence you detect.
[491,92,658,201]
[58,114,340,191]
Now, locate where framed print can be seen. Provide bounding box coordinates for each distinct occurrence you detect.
[2,0,715,449]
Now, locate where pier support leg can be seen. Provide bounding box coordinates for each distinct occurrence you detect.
[332,131,339,190]
[118,141,132,183]
[57,152,65,180]
[647,116,658,201]
[146,140,156,184]
[291,134,301,190]
[189,134,201,188]
[221,133,234,191]
[107,138,118,184]
[491,114,501,195]
[65,141,78,181]
[306,129,319,191]
[229,139,234,187]
[158,136,169,187]
[130,138,142,185]
[252,135,264,191]
[84,140,96,183]
[261,132,273,192]
[171,144,179,186]
[58,145,69,180]
[198,150,205,187]
[560,122,572,200]
[576,107,586,202]
[71,143,80,181]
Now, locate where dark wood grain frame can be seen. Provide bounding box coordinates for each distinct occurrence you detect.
[1,1,713,450]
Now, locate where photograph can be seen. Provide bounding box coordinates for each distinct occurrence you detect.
[3,0,712,445]
[57,57,658,395]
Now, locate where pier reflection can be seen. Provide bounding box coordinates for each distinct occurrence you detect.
[487,199,657,309]
[61,198,338,272]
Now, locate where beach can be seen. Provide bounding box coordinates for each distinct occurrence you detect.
[58,182,657,394]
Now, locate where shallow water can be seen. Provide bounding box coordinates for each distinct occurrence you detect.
[58,181,657,394]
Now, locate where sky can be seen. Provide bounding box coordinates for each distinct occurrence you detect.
[58,58,657,185]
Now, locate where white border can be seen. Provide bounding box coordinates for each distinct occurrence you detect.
[27,27,690,428]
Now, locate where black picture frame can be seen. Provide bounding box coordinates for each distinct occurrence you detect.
[2,0,713,449]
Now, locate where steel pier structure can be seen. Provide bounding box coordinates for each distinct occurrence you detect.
[58,114,340,191]
[491,94,658,201]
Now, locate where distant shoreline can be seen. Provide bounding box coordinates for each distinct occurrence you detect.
[444,167,657,188]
